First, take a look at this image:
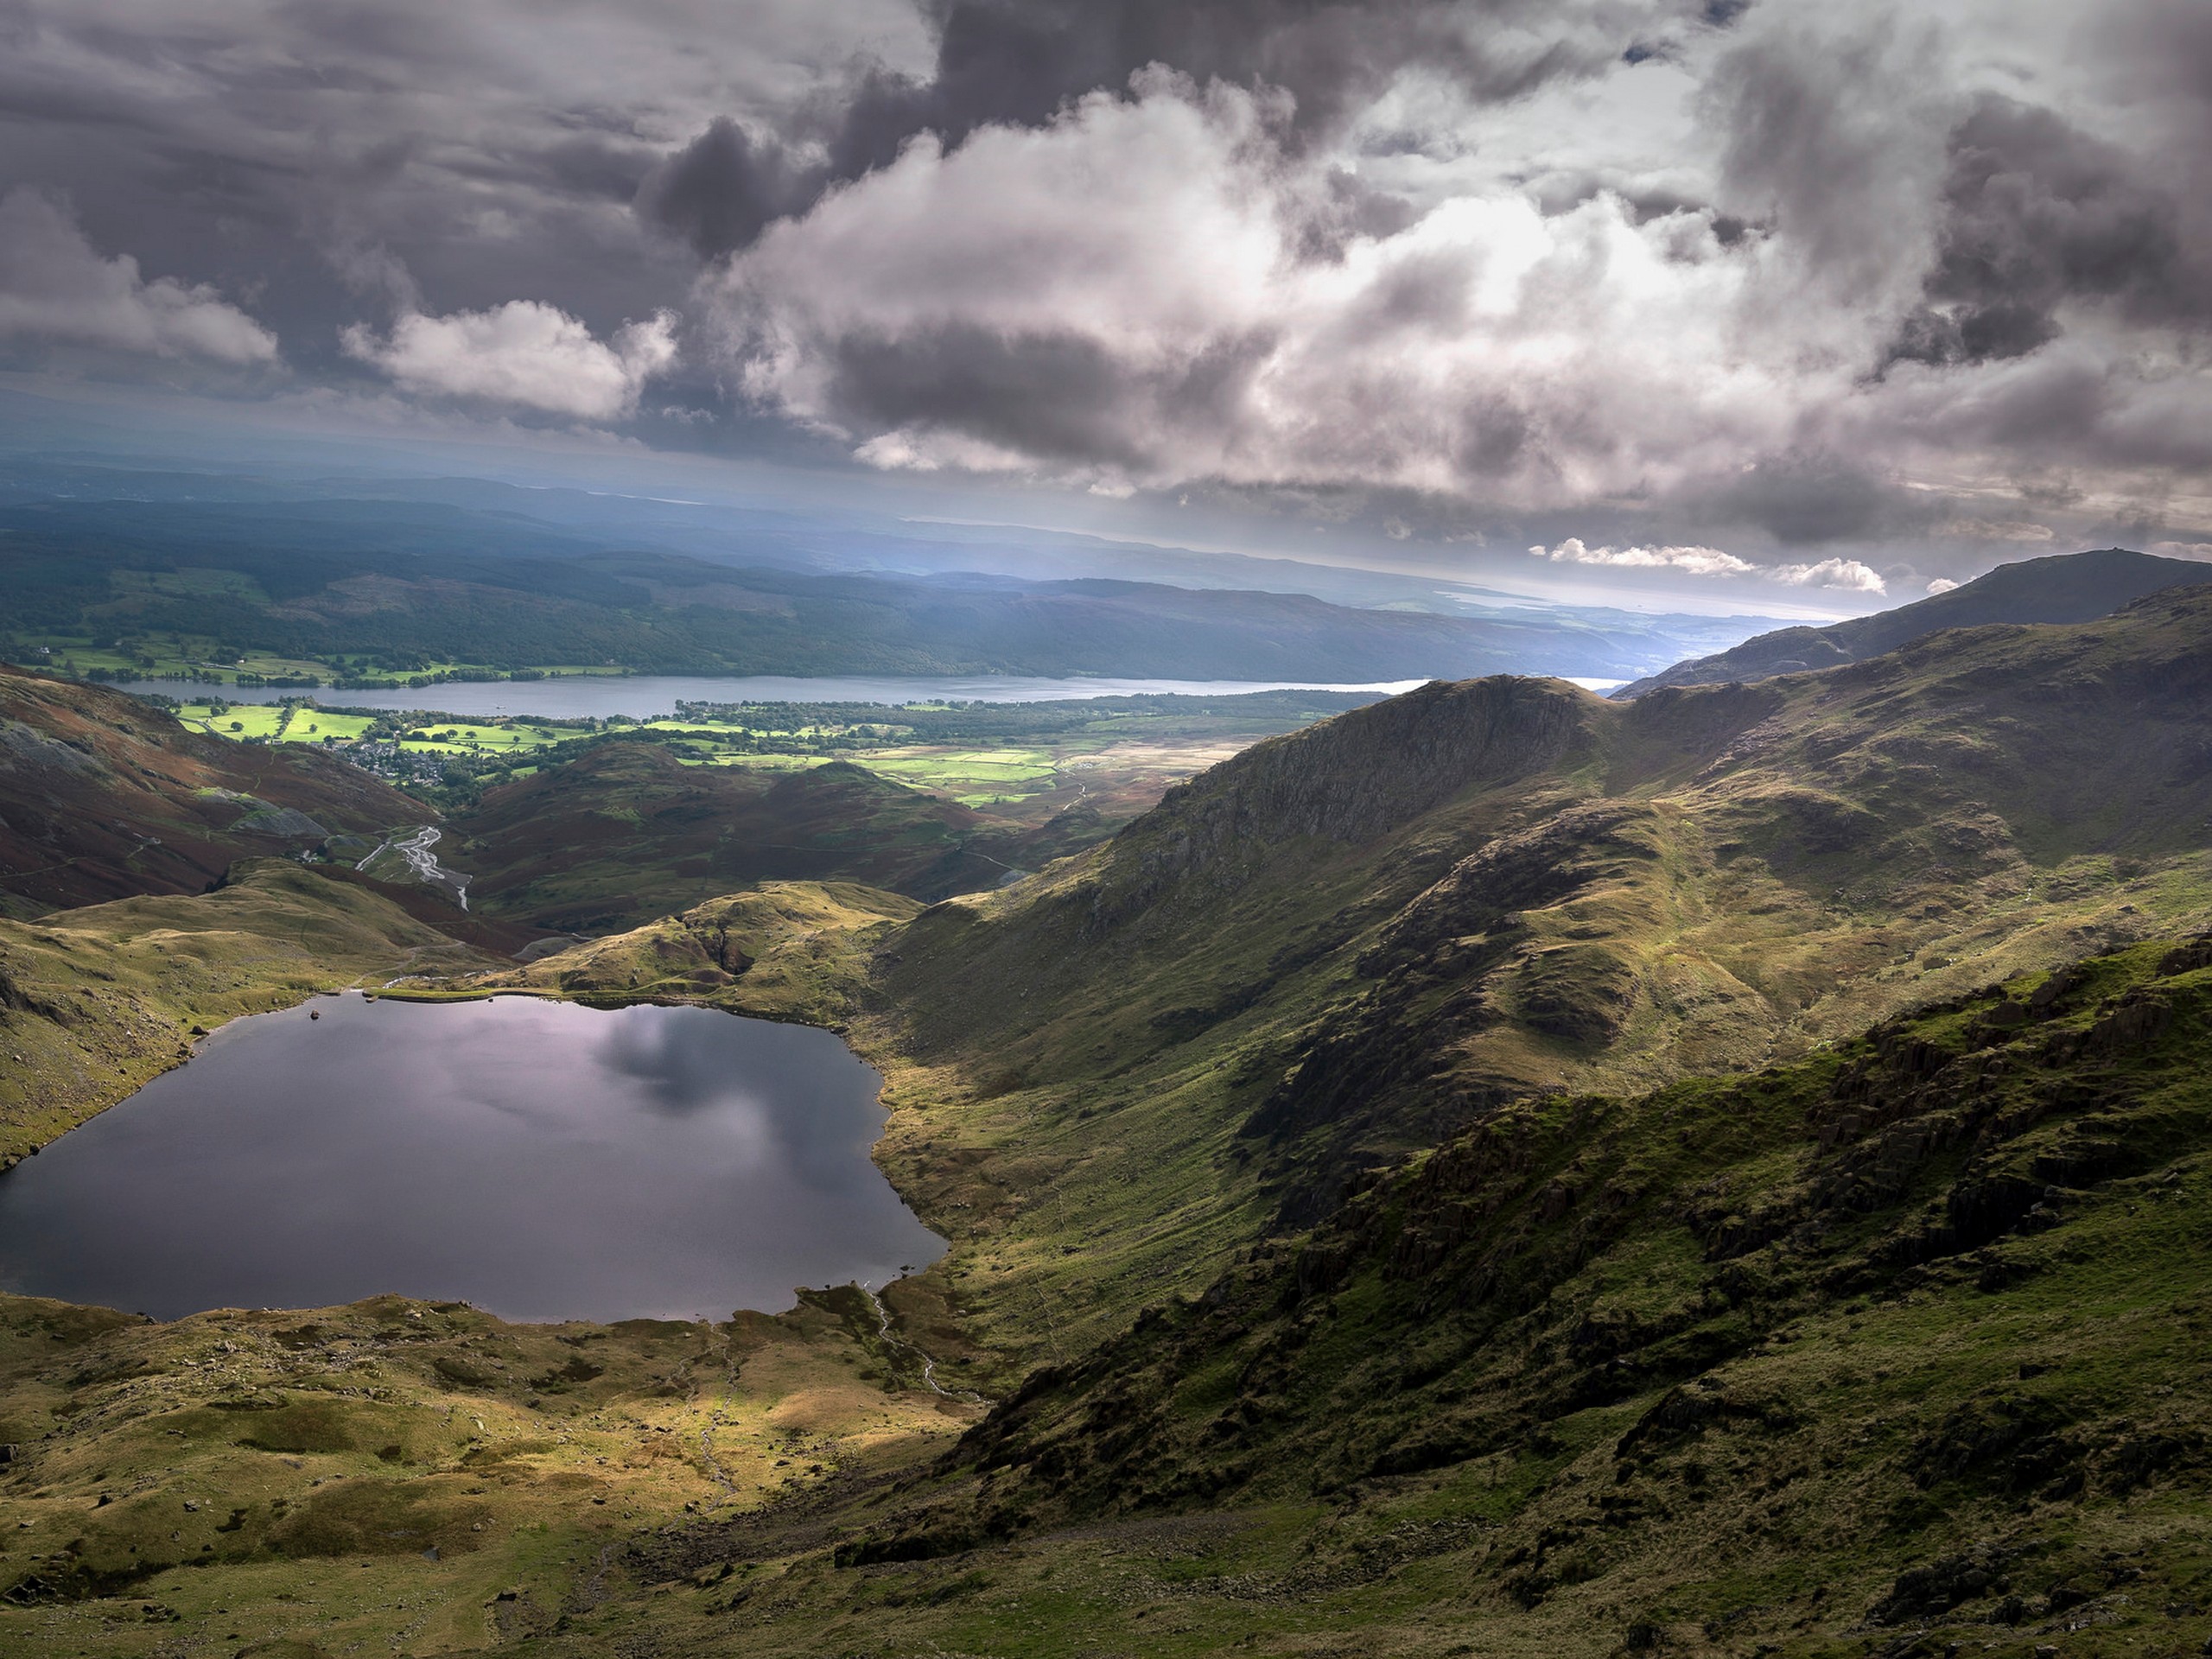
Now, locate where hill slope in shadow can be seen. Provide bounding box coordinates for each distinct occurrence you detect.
[1616,547,2209,696]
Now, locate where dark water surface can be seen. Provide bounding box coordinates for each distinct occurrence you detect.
[0,995,943,1323]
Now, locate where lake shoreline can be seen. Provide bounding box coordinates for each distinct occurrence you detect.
[0,991,944,1325]
[114,671,1433,721]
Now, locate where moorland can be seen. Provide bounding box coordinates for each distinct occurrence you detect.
[0,555,2209,1656]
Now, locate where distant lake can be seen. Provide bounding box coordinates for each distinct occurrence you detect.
[117,673,1425,720]
[0,995,943,1323]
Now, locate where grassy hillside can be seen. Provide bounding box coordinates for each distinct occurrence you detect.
[1618,547,2209,696]
[829,588,2212,1366]
[0,861,499,1161]
[0,1283,980,1658]
[450,743,1035,934]
[7,937,2209,1657]
[477,881,923,1027]
[0,665,429,915]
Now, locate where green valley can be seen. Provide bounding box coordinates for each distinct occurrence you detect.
[2,570,2210,1657]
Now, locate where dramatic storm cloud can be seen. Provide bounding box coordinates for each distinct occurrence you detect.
[4,0,2211,592]
[0,189,277,365]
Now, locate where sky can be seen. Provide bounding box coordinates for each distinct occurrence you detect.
[2,0,2209,612]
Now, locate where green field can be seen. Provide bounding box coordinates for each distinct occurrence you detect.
[172,702,574,758]
[858,747,1060,804]
[149,694,1361,818]
[174,702,375,743]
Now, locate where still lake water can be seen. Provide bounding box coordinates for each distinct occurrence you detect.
[0,995,943,1323]
[118,673,1422,720]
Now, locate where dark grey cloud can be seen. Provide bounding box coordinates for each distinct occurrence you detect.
[1882,93,2208,372]
[0,0,870,362]
[1692,455,1923,547]
[1700,6,1949,308]
[822,324,1276,471]
[639,0,1670,260]
[635,118,817,263]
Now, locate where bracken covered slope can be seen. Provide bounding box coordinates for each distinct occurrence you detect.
[0,665,426,914]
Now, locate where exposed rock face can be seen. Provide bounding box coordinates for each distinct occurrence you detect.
[1363,803,1662,971]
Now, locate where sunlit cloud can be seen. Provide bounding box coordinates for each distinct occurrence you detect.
[343,302,677,421]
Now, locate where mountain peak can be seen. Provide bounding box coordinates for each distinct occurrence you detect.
[1616,546,2212,697]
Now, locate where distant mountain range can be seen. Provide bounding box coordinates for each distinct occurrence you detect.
[0,494,1784,684]
[1616,546,2210,695]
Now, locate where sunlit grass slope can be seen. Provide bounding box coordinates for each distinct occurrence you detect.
[0,1283,980,1658]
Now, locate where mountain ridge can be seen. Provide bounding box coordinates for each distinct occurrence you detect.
[1615,546,2211,696]
[0,497,1751,685]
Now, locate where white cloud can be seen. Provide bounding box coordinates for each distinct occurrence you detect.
[343,302,677,420]
[0,189,277,365]
[1772,557,1888,594]
[706,69,1836,505]
[1530,539,1757,577]
[2150,541,2212,562]
[1529,538,1886,593]
[1926,576,1961,594]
